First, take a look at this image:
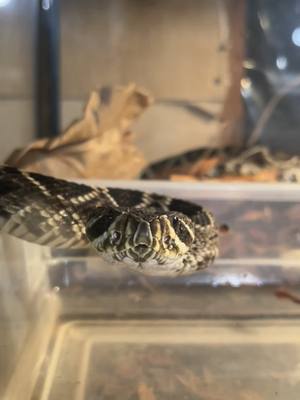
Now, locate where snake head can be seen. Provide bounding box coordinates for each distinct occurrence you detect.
[86,206,195,273]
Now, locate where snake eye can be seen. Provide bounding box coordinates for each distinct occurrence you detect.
[172,216,194,246]
[110,231,122,244]
[163,235,174,250]
[164,235,171,244]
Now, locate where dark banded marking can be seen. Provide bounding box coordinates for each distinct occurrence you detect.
[0,165,218,274]
[0,166,104,248]
[97,188,119,207]
[107,188,144,208]
[144,193,172,211]
[168,198,203,218]
[22,171,51,197]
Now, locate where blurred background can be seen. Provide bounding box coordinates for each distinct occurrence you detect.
[2,0,299,167]
[3,2,300,399]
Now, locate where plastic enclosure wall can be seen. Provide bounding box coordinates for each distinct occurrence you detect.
[2,180,300,399]
[0,235,57,399]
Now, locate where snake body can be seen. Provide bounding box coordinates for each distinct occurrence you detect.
[0,166,218,276]
[140,145,300,182]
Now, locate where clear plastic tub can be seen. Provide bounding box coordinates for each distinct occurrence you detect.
[2,181,300,400]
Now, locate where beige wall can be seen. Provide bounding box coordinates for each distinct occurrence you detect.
[0,0,231,163]
[0,0,36,98]
[61,0,229,101]
[0,0,36,162]
[0,101,34,162]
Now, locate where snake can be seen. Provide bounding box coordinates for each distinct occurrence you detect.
[140,145,300,182]
[0,165,218,276]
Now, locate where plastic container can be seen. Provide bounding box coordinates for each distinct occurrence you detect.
[1,181,300,400]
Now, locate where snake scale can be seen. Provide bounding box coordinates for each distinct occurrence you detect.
[0,165,218,276]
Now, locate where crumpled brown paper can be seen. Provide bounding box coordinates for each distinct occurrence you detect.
[5,83,151,179]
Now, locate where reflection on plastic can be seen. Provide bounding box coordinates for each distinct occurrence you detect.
[276,56,288,70]
[0,0,11,7]
[292,27,300,46]
[42,0,51,11]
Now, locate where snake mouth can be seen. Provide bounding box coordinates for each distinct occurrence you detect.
[126,244,155,262]
[134,244,149,253]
